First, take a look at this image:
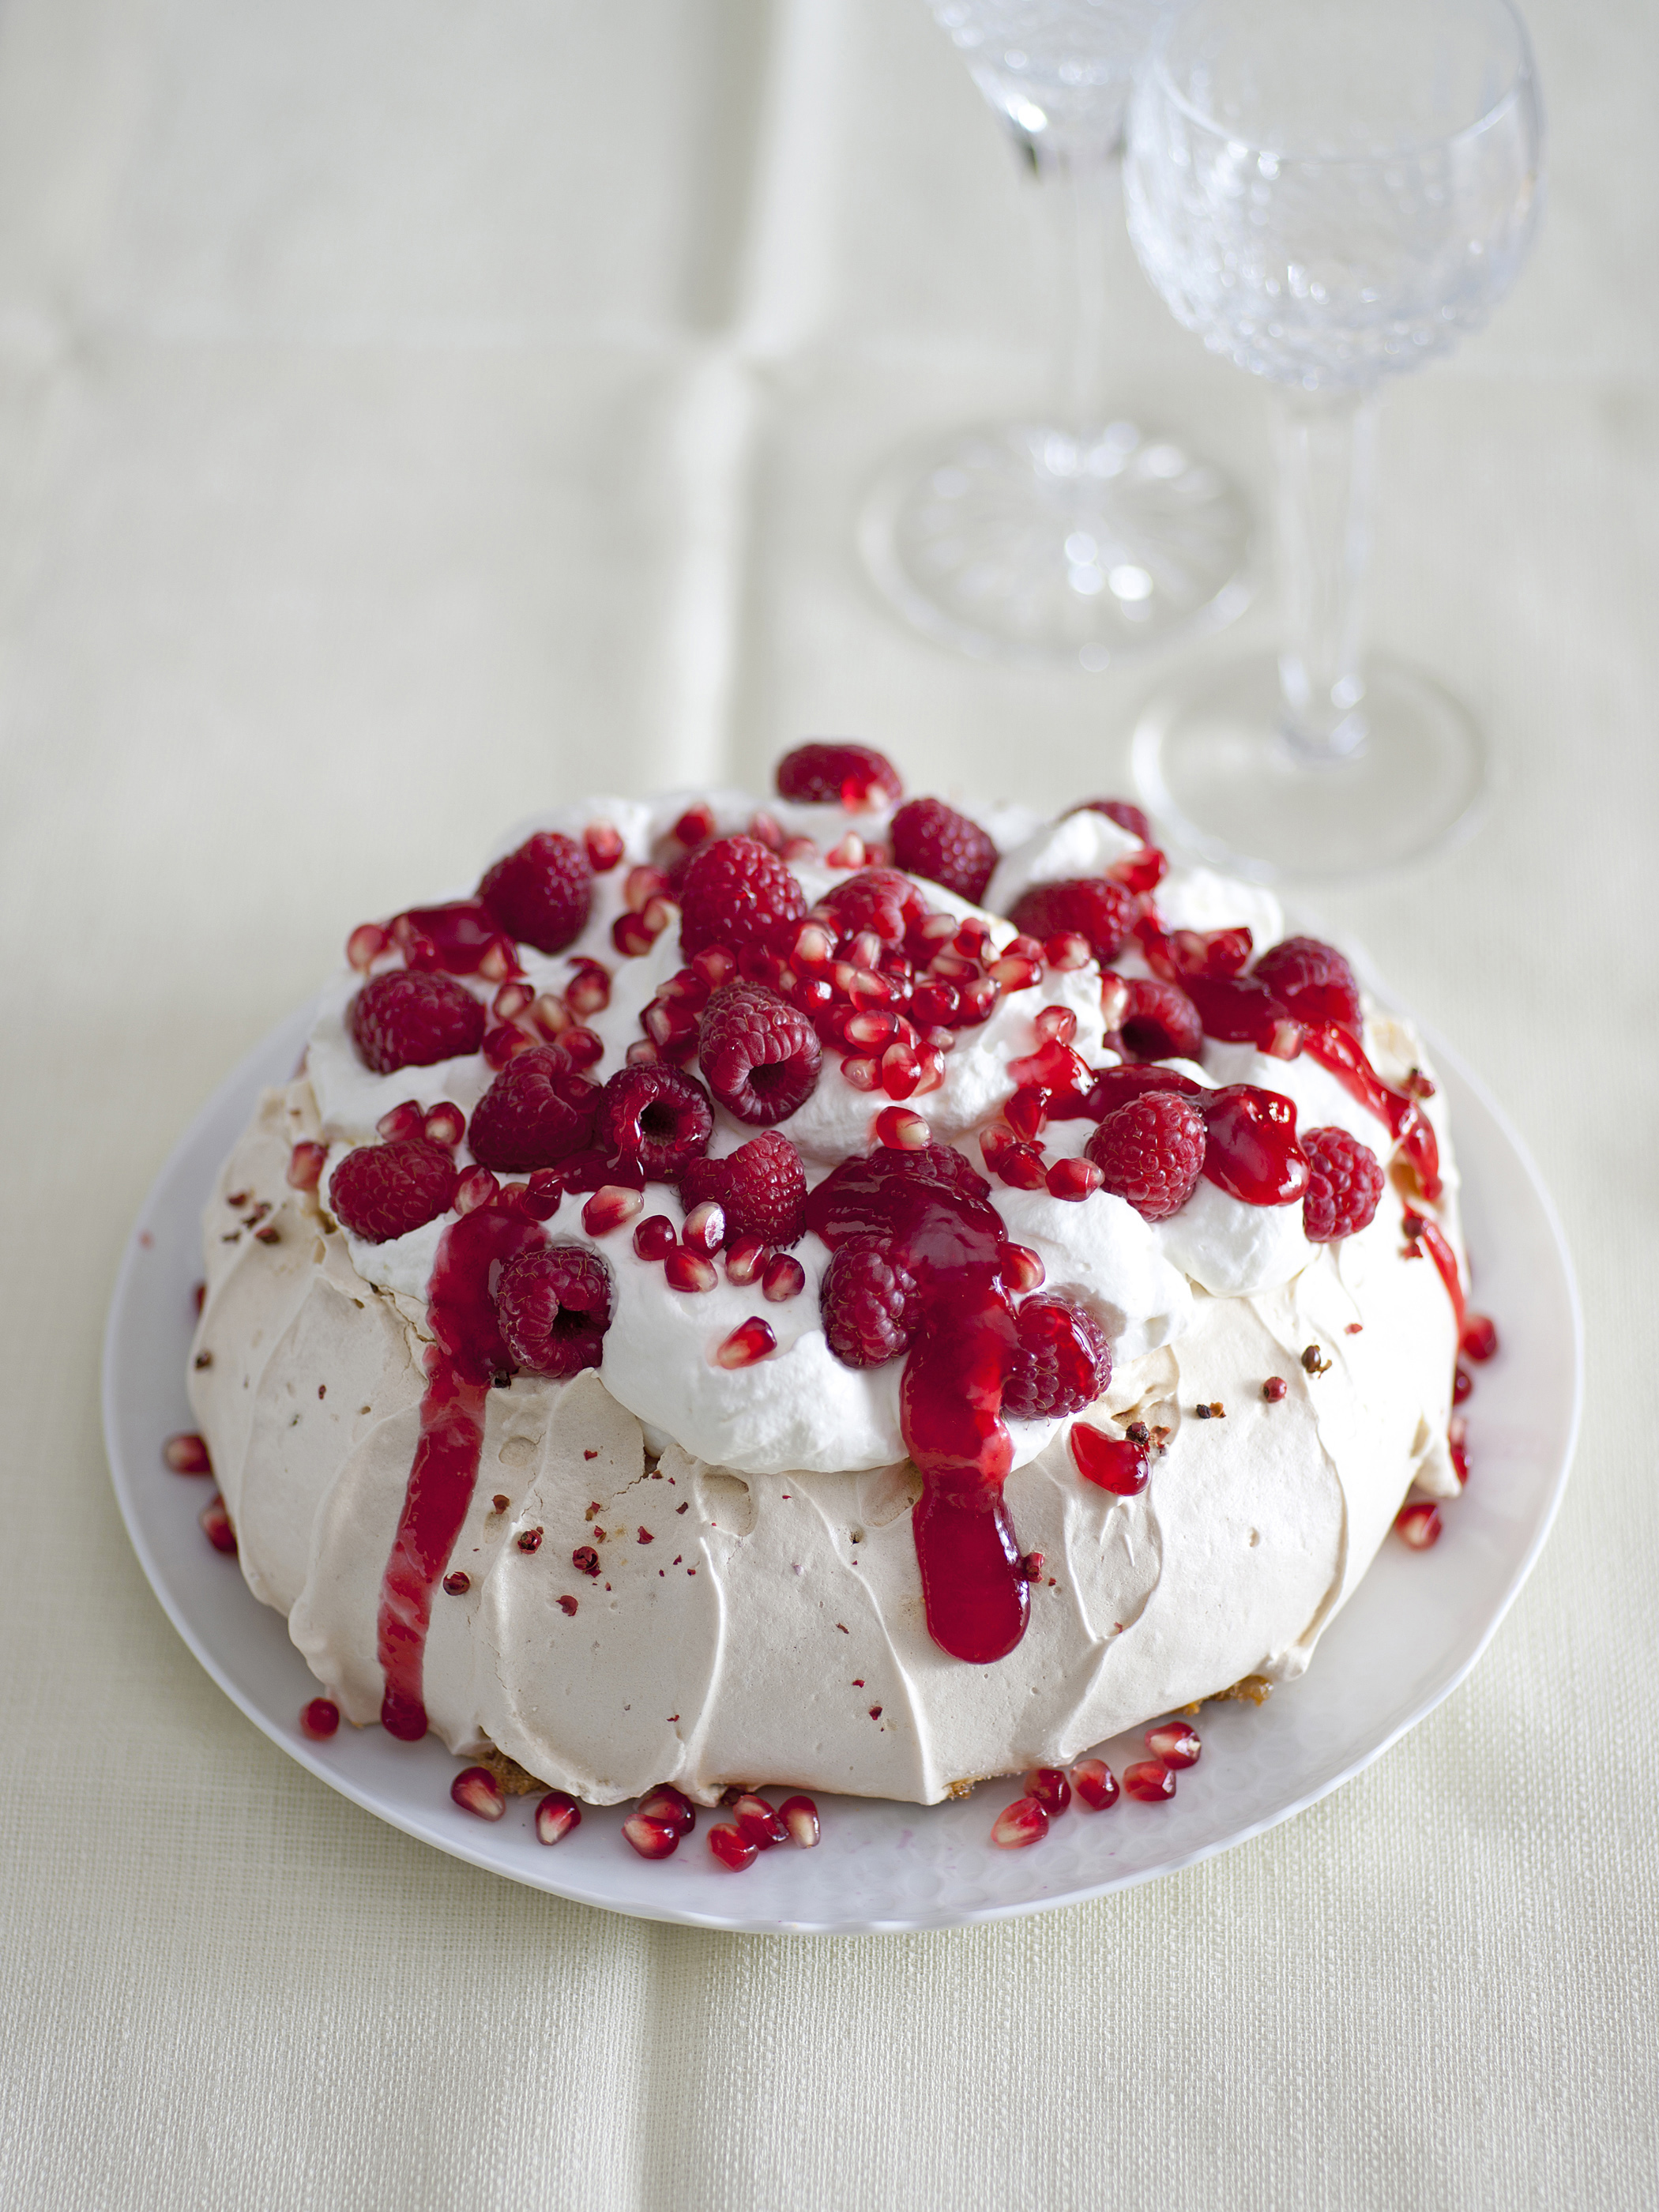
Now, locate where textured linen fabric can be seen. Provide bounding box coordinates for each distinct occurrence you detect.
[2,0,1655,2205]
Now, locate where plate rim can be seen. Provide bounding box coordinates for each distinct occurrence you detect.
[102,999,1583,1935]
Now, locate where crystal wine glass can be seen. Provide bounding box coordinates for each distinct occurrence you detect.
[1123,0,1543,878]
[860,0,1252,671]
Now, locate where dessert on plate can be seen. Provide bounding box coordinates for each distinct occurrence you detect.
[186,745,1467,1808]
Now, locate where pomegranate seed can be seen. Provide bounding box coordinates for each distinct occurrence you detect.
[1264,1018,1304,1060]
[612,912,657,958]
[1123,1760,1177,1804]
[1071,1759,1119,1811]
[991,1796,1048,1849]
[531,991,573,1036]
[681,1200,726,1255]
[163,1431,212,1476]
[1004,933,1044,963]
[988,954,1040,992]
[875,1104,930,1150]
[1098,972,1130,1031]
[623,863,669,913]
[781,835,818,863]
[792,923,836,971]
[1146,1721,1202,1770]
[709,1824,758,1872]
[843,1009,896,1051]
[1262,1375,1288,1401]
[492,980,535,1022]
[477,938,517,984]
[690,945,739,988]
[954,918,991,957]
[524,1169,564,1221]
[848,931,885,971]
[664,1249,717,1293]
[346,921,390,972]
[749,808,784,851]
[376,1099,426,1142]
[957,976,999,1024]
[1454,1364,1473,1405]
[200,1495,237,1553]
[841,1054,879,1092]
[287,1140,327,1191]
[1047,1157,1104,1202]
[559,1027,604,1070]
[1461,1313,1499,1362]
[482,1023,536,1069]
[638,1784,696,1834]
[1033,1005,1078,1044]
[1396,1499,1443,1548]
[777,1793,821,1847]
[416,1103,461,1149]
[714,1317,777,1368]
[621,1813,679,1860]
[534,1791,582,1845]
[634,1214,678,1261]
[914,1046,946,1096]
[879,1043,922,1099]
[826,832,866,869]
[762,1254,806,1302]
[724,1234,770,1285]
[980,1128,1047,1190]
[299,1698,340,1740]
[1107,846,1166,894]
[451,1766,506,1821]
[585,820,625,871]
[583,1184,644,1236]
[1045,931,1091,971]
[1025,1766,1071,1815]
[1451,1435,1470,1486]
[565,959,611,1016]
[454,1165,499,1213]
[673,802,717,848]
[732,1793,789,1849]
[442,1570,470,1594]
[1006,1085,1048,1142]
[1001,1248,1047,1300]
[1070,1424,1149,1496]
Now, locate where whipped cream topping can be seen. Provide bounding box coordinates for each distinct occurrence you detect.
[189,774,1465,1804]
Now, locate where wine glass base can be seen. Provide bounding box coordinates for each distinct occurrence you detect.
[859,419,1252,669]
[1131,653,1487,882]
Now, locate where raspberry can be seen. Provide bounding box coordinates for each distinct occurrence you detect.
[1008,878,1136,964]
[1003,1297,1111,1420]
[468,1045,599,1172]
[678,836,807,958]
[476,830,593,955]
[348,969,485,1075]
[593,1063,713,1179]
[1251,936,1363,1035]
[1115,977,1203,1062]
[1074,797,1150,842]
[1085,1092,1207,1221]
[1301,1127,1384,1242]
[698,981,822,1125]
[819,868,928,946]
[495,1245,615,1376]
[890,799,999,905]
[328,1138,458,1243]
[678,1131,807,1246]
[820,1236,922,1367]
[775,743,902,811]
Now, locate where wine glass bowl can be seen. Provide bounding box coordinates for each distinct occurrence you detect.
[1121,0,1543,879]
[859,0,1254,669]
[1126,0,1542,391]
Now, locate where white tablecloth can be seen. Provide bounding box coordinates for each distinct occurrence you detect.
[3,0,1654,2203]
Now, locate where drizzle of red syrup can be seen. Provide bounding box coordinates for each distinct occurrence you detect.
[1198,1086,1309,1206]
[1403,1209,1465,1333]
[806,1150,1029,1663]
[1070,1424,1149,1495]
[377,1202,545,1739]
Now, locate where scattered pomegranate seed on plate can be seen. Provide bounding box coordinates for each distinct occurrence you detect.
[451,1766,506,1821]
[535,1791,582,1845]
[732,1793,790,1849]
[637,1784,696,1835]
[1071,1759,1119,1811]
[1461,1313,1499,1362]
[1123,1761,1177,1804]
[777,1794,821,1847]
[709,1823,758,1872]
[200,1495,237,1554]
[1395,1499,1443,1548]
[1024,1766,1071,1815]
[299,1698,340,1740]
[1146,1721,1201,1770]
[621,1812,680,1860]
[163,1431,212,1476]
[991,1796,1049,1849]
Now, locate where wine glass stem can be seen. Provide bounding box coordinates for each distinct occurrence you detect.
[1035,138,1118,433]
[1275,390,1378,761]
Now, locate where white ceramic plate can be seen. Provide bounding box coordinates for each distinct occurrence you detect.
[103,1002,1580,1934]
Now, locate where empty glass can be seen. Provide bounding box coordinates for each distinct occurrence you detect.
[1123,0,1543,878]
[860,0,1252,670]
